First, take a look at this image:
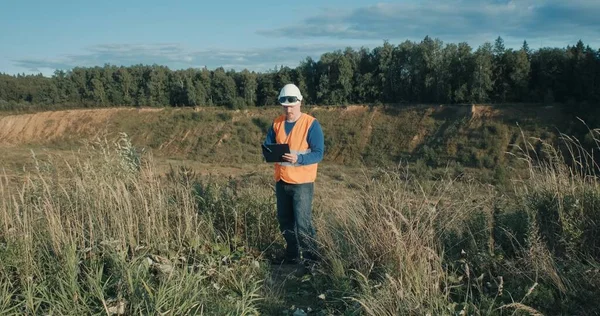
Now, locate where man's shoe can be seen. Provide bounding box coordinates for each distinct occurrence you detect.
[283,257,298,265]
[301,251,320,263]
[270,255,298,265]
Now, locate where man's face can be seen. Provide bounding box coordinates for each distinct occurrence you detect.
[282,103,301,119]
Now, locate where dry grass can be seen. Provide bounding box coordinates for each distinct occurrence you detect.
[0,134,266,315]
[1,125,600,315]
[503,125,600,313]
[312,167,497,314]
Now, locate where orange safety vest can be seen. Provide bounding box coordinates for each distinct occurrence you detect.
[273,113,319,184]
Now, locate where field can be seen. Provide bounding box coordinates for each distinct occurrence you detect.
[1,106,599,315]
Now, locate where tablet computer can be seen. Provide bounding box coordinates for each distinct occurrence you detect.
[262,143,290,162]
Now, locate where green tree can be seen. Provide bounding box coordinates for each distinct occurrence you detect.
[115,67,134,105]
[297,57,317,104]
[448,42,473,103]
[471,42,494,102]
[522,40,531,59]
[509,48,531,101]
[90,78,106,105]
[274,66,292,90]
[69,67,87,103]
[257,72,276,106]
[420,37,445,102]
[354,47,378,103]
[1,38,599,112]
[530,48,567,103]
[148,65,170,106]
[194,68,212,106]
[392,40,417,102]
[316,71,330,104]
[440,43,458,102]
[53,70,75,103]
[211,67,237,107]
[318,48,356,104]
[337,47,356,104]
[238,69,257,106]
[374,40,395,102]
[493,36,509,102]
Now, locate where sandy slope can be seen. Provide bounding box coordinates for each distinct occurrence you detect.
[0,108,161,145]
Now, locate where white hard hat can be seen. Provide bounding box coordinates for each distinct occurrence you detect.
[278,83,303,106]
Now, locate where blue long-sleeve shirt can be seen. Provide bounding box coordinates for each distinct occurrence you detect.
[263,118,324,165]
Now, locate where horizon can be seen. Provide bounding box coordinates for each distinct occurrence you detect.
[1,0,599,77]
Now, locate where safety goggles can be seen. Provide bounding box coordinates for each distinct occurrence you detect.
[279,96,300,104]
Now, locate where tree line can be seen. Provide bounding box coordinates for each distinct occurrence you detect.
[1,37,599,110]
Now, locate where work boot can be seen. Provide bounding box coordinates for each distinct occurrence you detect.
[301,250,320,264]
[270,253,298,265]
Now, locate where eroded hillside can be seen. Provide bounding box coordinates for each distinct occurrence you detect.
[0,105,562,168]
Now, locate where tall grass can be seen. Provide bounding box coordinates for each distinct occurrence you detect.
[309,128,600,315]
[1,127,599,315]
[504,127,600,314]
[313,167,499,315]
[0,134,266,315]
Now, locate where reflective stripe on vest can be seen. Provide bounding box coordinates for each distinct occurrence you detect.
[273,114,319,184]
[278,149,311,166]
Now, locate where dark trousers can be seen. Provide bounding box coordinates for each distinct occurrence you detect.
[275,180,317,260]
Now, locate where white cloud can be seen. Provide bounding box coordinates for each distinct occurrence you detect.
[12,43,347,74]
[259,0,600,48]
[10,0,600,75]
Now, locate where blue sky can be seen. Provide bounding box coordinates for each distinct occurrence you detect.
[1,0,599,76]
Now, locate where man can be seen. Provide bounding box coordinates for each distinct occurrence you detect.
[263,83,324,265]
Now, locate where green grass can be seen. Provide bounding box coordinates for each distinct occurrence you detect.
[0,136,269,315]
[3,104,565,172]
[1,107,599,315]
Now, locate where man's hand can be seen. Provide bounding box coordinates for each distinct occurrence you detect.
[282,153,298,164]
